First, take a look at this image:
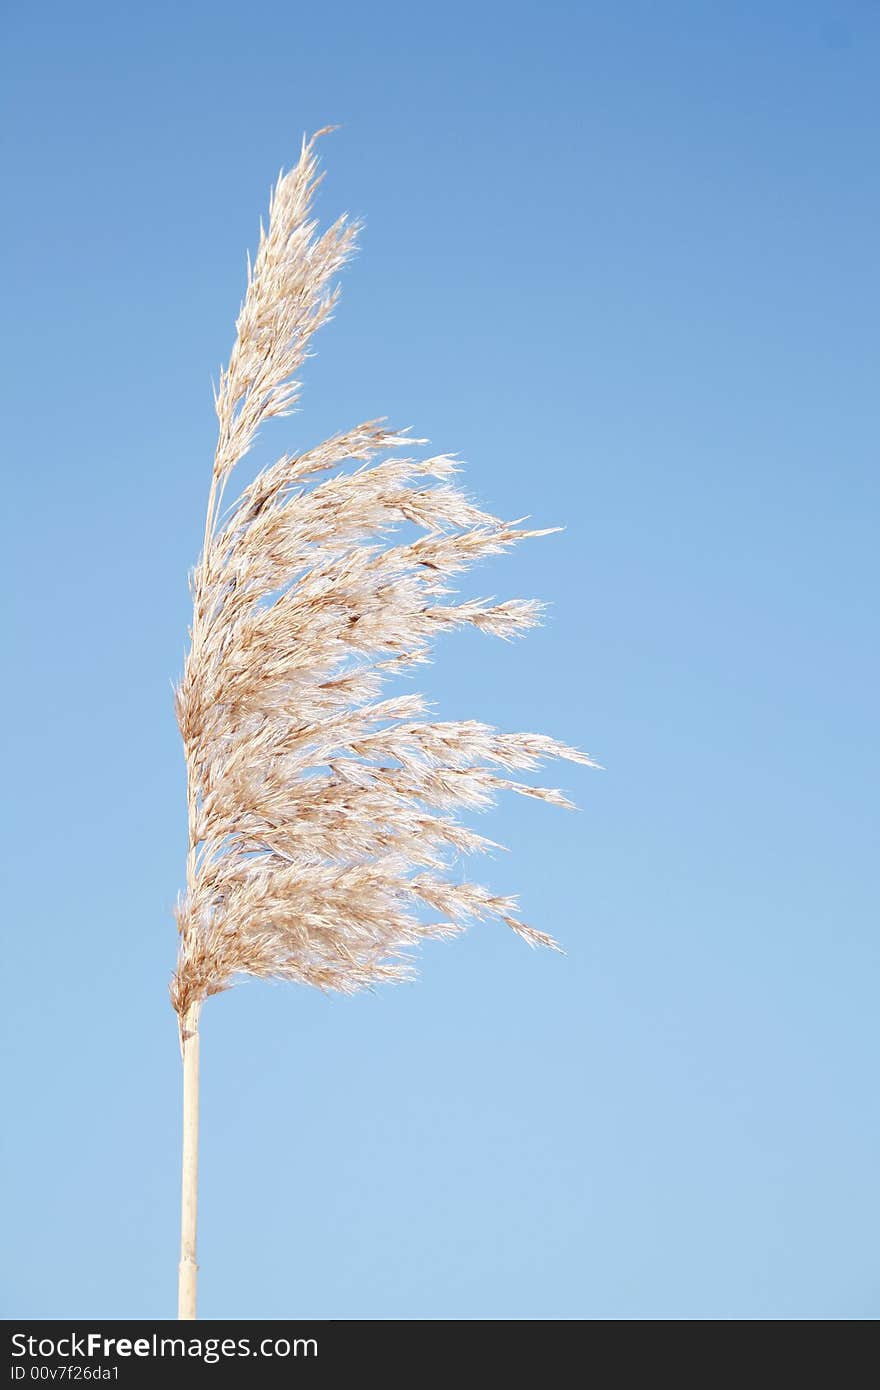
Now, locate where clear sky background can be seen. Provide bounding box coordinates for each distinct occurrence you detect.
[2,1,877,1321]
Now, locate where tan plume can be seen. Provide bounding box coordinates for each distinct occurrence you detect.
[172,129,596,1018]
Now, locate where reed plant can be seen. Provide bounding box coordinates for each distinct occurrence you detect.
[172,130,593,1318]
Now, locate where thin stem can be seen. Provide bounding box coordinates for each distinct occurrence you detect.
[178,1002,202,1320]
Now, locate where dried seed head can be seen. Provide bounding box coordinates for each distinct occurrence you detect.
[172,132,595,1017]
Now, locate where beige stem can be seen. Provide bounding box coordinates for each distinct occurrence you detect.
[178,1002,202,1320]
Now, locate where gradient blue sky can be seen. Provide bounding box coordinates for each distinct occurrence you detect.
[2,1,877,1320]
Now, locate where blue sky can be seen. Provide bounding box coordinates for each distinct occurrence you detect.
[2,1,877,1320]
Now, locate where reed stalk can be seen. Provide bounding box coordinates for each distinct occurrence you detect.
[177,1003,201,1319]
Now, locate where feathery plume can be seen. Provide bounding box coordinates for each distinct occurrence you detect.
[172,131,595,1318]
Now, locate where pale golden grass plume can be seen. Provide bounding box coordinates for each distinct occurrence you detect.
[171,130,596,1318]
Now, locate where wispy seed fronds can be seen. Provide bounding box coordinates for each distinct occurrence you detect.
[172,133,593,1017]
